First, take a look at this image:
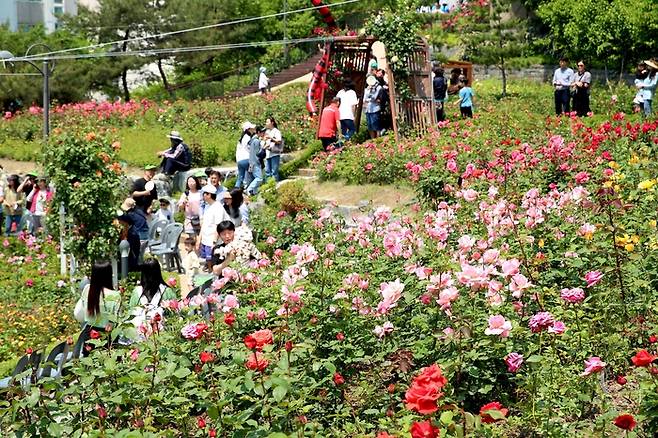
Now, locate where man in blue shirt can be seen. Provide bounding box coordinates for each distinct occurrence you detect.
[552,57,575,115]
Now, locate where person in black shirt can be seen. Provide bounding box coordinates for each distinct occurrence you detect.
[433,67,447,122]
[118,198,148,270]
[131,165,158,214]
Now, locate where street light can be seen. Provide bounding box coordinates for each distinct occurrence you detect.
[0,44,55,142]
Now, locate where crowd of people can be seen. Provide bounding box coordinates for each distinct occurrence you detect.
[0,169,54,237]
[552,57,657,117]
[318,64,391,151]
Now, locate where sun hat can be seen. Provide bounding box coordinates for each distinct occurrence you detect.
[120,197,136,211]
[366,75,378,86]
[645,60,658,70]
[144,164,157,171]
[201,184,217,195]
[222,191,232,199]
[167,130,183,141]
[259,67,266,73]
[194,170,207,178]
[241,121,256,131]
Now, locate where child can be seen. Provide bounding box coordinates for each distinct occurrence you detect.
[155,198,173,223]
[181,237,201,295]
[457,79,474,118]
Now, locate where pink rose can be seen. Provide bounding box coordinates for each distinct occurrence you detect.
[222,294,240,313]
[584,271,603,288]
[581,356,606,376]
[484,315,512,338]
[505,352,523,372]
[548,321,567,335]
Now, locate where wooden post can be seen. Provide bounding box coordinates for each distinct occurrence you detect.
[386,67,400,142]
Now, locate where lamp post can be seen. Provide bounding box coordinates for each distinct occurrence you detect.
[0,44,54,143]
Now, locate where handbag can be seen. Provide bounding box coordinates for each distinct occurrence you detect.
[190,215,201,228]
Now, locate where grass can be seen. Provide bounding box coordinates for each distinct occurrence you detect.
[116,127,235,168]
[302,179,415,208]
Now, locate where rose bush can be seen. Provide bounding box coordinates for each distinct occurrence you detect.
[0,234,76,362]
[1,81,658,435]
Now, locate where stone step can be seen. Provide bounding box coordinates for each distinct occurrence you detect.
[297,168,317,178]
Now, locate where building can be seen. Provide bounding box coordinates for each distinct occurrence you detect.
[0,0,87,33]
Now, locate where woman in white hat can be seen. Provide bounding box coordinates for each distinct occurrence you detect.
[258,67,270,95]
[157,130,192,176]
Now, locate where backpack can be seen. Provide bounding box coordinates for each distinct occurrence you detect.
[180,142,192,166]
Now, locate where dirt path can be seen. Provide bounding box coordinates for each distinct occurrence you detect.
[0,157,142,177]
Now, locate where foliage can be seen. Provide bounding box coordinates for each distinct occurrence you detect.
[2,76,658,435]
[42,129,124,266]
[461,0,530,96]
[365,1,422,101]
[0,234,76,362]
[535,0,658,75]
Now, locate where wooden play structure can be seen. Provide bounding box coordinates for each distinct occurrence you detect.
[311,36,471,139]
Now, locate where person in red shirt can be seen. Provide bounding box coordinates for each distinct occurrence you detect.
[318,97,341,150]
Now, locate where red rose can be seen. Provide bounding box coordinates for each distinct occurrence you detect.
[650,335,658,343]
[333,372,345,385]
[89,329,101,339]
[285,341,293,352]
[410,420,440,438]
[209,429,217,437]
[95,404,107,419]
[376,432,395,438]
[224,312,236,326]
[246,352,268,371]
[616,375,627,385]
[199,351,215,364]
[613,413,636,431]
[404,364,448,415]
[631,349,657,367]
[336,332,345,341]
[480,401,509,423]
[197,416,206,429]
[244,329,274,351]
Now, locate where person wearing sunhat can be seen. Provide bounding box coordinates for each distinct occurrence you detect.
[158,130,192,176]
[131,165,158,214]
[638,59,658,117]
[196,184,231,271]
[364,75,383,139]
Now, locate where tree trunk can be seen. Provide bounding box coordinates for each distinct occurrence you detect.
[500,56,507,97]
[121,29,131,102]
[121,69,130,102]
[618,50,626,84]
[157,57,174,99]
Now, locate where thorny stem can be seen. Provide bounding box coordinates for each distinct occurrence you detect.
[605,200,628,319]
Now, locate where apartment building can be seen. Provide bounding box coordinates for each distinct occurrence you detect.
[0,0,95,33]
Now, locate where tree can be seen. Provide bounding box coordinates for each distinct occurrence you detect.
[462,0,529,97]
[536,0,658,80]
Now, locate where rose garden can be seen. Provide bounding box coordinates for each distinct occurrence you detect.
[1,1,658,437]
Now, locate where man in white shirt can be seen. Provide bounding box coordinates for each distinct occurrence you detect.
[552,57,575,115]
[335,79,359,141]
[196,185,230,271]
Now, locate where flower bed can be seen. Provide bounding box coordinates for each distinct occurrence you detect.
[0,83,318,167]
[0,233,77,362]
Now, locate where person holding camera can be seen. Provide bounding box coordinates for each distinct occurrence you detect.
[263,117,283,182]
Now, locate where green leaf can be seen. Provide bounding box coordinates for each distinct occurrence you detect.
[173,367,191,379]
[482,409,506,420]
[440,410,454,425]
[272,384,288,402]
[525,355,542,363]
